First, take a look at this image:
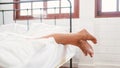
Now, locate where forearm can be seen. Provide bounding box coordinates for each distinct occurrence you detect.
[41,33,81,46]
[41,33,72,45]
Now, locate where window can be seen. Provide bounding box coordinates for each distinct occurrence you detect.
[14,0,79,20]
[95,0,120,17]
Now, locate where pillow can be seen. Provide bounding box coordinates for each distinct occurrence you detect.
[0,23,27,34]
[30,23,69,32]
[24,23,69,38]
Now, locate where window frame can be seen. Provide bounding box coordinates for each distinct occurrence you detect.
[95,0,120,18]
[14,0,79,20]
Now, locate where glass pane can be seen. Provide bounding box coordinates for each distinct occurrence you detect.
[20,3,31,16]
[33,2,43,8]
[33,2,43,15]
[61,0,74,13]
[119,0,120,11]
[20,10,31,16]
[102,0,117,12]
[47,1,59,14]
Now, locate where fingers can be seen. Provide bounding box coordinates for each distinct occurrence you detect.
[79,40,94,57]
[80,44,88,56]
[88,34,97,44]
[88,48,94,57]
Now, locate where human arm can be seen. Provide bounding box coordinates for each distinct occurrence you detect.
[41,29,97,57]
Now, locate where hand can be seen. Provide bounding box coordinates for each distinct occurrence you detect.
[79,40,94,57]
[77,29,97,44]
[75,29,97,57]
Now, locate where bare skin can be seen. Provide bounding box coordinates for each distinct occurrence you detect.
[36,29,97,57]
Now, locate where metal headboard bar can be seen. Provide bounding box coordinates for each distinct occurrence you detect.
[14,10,17,23]
[26,9,29,31]
[0,7,69,27]
[2,10,5,24]
[0,7,70,11]
[67,0,72,33]
[39,8,43,23]
[54,7,56,25]
[0,0,58,4]
[67,0,73,68]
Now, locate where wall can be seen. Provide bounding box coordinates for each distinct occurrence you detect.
[0,0,120,68]
[77,0,120,68]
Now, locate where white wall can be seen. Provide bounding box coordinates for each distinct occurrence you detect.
[1,0,120,68]
[77,0,120,68]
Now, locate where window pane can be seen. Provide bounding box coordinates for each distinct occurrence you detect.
[61,0,69,13]
[33,2,43,17]
[102,0,117,12]
[47,1,59,14]
[20,3,31,16]
[61,0,74,13]
[119,0,120,11]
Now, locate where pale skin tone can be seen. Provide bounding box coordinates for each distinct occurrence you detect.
[35,29,97,57]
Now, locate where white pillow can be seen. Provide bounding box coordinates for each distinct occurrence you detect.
[24,23,69,38]
[0,23,27,34]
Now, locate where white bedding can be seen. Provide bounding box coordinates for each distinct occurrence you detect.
[0,23,27,34]
[0,23,78,68]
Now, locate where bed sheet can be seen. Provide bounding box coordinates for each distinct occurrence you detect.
[0,23,78,68]
[0,32,36,68]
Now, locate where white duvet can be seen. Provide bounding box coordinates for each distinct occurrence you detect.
[0,23,78,68]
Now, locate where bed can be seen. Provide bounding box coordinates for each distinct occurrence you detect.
[0,0,77,68]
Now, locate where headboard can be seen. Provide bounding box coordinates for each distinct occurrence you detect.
[0,0,73,67]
